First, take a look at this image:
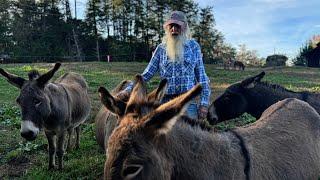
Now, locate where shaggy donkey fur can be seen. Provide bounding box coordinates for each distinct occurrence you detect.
[0,63,90,170]
[99,74,320,180]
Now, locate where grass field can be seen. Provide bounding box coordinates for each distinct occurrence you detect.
[1,62,320,179]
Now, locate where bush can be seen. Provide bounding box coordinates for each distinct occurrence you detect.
[265,54,288,66]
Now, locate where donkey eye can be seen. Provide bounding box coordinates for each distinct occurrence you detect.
[122,164,143,179]
[33,99,41,106]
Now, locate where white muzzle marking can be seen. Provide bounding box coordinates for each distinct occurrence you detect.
[20,120,40,135]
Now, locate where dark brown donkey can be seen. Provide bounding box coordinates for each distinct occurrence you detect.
[99,75,320,179]
[207,71,320,125]
[0,63,91,170]
[95,78,168,151]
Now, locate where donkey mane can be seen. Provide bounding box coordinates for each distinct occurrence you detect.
[257,81,296,93]
[180,115,212,132]
[28,70,40,80]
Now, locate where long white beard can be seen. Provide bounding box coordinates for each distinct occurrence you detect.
[164,34,186,62]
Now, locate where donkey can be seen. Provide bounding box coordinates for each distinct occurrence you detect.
[95,78,168,151]
[207,71,320,125]
[99,74,320,180]
[234,61,245,70]
[0,63,91,170]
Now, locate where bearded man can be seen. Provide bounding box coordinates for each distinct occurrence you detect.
[119,11,211,120]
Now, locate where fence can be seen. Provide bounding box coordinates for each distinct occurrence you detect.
[1,53,152,64]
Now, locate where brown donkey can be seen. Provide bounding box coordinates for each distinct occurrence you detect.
[95,78,168,151]
[99,75,320,180]
[0,63,91,170]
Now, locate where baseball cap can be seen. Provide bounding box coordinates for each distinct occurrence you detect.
[163,11,187,30]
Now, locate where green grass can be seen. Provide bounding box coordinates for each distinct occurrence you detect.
[1,62,320,179]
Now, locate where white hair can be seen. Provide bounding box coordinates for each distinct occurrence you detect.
[162,24,191,62]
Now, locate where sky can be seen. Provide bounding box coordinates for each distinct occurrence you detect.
[72,0,320,59]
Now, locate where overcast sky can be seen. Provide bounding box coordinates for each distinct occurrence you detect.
[72,0,320,58]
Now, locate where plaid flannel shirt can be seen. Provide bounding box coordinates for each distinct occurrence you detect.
[125,39,211,107]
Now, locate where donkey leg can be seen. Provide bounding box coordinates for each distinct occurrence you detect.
[75,126,81,149]
[66,128,74,151]
[56,132,66,170]
[45,131,56,170]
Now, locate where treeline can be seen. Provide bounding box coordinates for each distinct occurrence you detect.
[0,0,236,63]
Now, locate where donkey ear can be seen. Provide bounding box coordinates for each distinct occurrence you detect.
[147,79,168,102]
[37,63,61,87]
[0,68,26,88]
[125,74,147,113]
[241,71,265,89]
[143,84,202,135]
[99,87,127,116]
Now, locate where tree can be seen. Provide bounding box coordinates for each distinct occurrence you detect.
[236,44,262,66]
[193,6,217,63]
[85,0,104,61]
[293,42,313,66]
[0,0,13,54]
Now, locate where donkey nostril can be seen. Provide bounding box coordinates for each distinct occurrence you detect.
[207,114,219,125]
[21,131,37,141]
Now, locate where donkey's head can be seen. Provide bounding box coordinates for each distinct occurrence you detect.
[0,63,61,140]
[208,71,265,124]
[98,75,202,180]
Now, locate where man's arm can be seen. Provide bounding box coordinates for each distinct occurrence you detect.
[193,40,211,108]
[122,45,162,94]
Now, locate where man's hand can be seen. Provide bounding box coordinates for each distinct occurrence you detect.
[116,90,130,101]
[198,106,208,120]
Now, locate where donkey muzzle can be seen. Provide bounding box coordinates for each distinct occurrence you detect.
[20,120,39,141]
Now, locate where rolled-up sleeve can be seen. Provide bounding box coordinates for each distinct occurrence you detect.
[193,41,211,107]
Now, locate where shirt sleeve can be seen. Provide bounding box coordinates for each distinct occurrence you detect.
[192,40,211,107]
[124,45,161,93]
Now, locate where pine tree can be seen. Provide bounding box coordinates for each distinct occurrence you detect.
[85,0,103,61]
[293,42,313,66]
[0,0,13,55]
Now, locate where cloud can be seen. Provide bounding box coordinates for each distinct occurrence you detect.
[200,0,320,58]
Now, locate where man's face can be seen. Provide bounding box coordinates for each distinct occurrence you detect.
[168,24,181,37]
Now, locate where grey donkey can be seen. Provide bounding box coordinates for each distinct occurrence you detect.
[99,74,320,180]
[0,63,91,170]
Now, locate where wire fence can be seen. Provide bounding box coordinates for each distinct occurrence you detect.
[0,53,152,64]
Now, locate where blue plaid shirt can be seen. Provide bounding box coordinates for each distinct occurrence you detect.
[125,39,211,107]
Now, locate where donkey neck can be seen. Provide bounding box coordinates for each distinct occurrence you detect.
[43,83,71,130]
[244,83,301,118]
[161,121,247,179]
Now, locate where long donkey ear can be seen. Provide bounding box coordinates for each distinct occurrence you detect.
[125,74,147,114]
[37,63,61,87]
[0,68,26,89]
[143,84,202,135]
[241,71,265,89]
[147,79,168,103]
[98,87,127,116]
